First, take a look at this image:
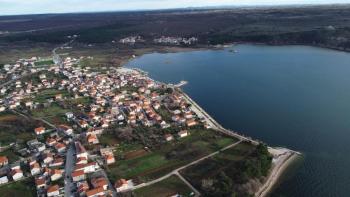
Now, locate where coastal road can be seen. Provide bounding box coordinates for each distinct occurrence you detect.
[132,140,242,195]
[64,143,76,197]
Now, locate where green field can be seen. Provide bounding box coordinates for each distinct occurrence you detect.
[0,179,36,197]
[31,103,70,125]
[34,59,54,66]
[180,142,272,196]
[106,129,237,183]
[0,112,36,147]
[33,89,70,103]
[134,175,193,197]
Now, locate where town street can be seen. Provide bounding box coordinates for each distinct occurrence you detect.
[64,143,76,197]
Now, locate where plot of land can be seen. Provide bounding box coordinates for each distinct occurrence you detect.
[0,112,37,147]
[180,141,257,194]
[31,103,70,125]
[33,88,70,103]
[134,175,193,197]
[0,179,36,197]
[106,129,238,183]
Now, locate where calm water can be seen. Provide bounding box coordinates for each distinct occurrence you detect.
[125,45,350,197]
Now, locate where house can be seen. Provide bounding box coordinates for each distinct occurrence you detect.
[35,177,46,189]
[0,176,8,185]
[87,134,99,144]
[30,162,41,176]
[178,130,189,138]
[91,177,108,190]
[76,157,88,165]
[115,179,134,193]
[86,187,105,197]
[186,119,197,127]
[35,127,46,135]
[0,156,8,166]
[10,169,23,181]
[46,138,57,146]
[75,142,88,159]
[105,154,115,165]
[65,112,74,119]
[47,185,60,197]
[77,181,90,195]
[43,153,54,164]
[164,134,174,142]
[79,120,89,128]
[55,142,66,153]
[75,162,98,173]
[58,124,73,135]
[50,157,64,167]
[50,169,63,181]
[72,170,86,182]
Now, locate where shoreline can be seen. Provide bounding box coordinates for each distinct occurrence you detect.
[256,149,300,197]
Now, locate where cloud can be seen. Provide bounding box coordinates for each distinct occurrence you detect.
[0,0,349,15]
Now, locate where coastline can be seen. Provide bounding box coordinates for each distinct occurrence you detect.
[255,149,300,197]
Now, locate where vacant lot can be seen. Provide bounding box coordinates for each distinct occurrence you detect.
[0,112,37,147]
[0,178,36,197]
[180,142,271,196]
[33,88,70,103]
[31,103,70,125]
[134,175,193,197]
[106,129,237,183]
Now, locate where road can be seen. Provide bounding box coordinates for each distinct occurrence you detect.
[132,140,242,196]
[64,143,76,197]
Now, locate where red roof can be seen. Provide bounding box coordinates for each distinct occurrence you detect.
[72,170,85,177]
[47,185,59,193]
[86,187,104,197]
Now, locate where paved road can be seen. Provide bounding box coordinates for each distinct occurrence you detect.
[132,140,242,196]
[64,143,76,197]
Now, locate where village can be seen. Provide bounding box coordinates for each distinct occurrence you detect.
[0,54,224,197]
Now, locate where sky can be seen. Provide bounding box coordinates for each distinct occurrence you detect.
[1,0,350,16]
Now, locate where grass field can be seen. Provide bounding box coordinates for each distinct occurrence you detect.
[33,89,70,103]
[34,59,54,66]
[180,141,257,194]
[0,112,36,147]
[106,129,237,183]
[0,178,36,197]
[31,103,70,125]
[134,175,193,197]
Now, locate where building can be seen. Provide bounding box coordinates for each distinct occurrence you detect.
[86,187,105,197]
[72,170,86,182]
[10,169,23,181]
[58,124,73,135]
[75,162,98,174]
[30,162,41,176]
[91,177,109,190]
[0,156,8,166]
[35,127,46,135]
[75,142,88,159]
[115,179,134,193]
[35,177,46,189]
[50,169,63,181]
[0,176,8,185]
[178,130,189,138]
[164,134,174,141]
[105,154,115,165]
[47,185,60,197]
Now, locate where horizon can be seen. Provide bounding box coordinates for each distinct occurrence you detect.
[1,0,350,16]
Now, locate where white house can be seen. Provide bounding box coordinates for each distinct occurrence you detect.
[10,169,23,181]
[47,185,60,197]
[0,176,8,185]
